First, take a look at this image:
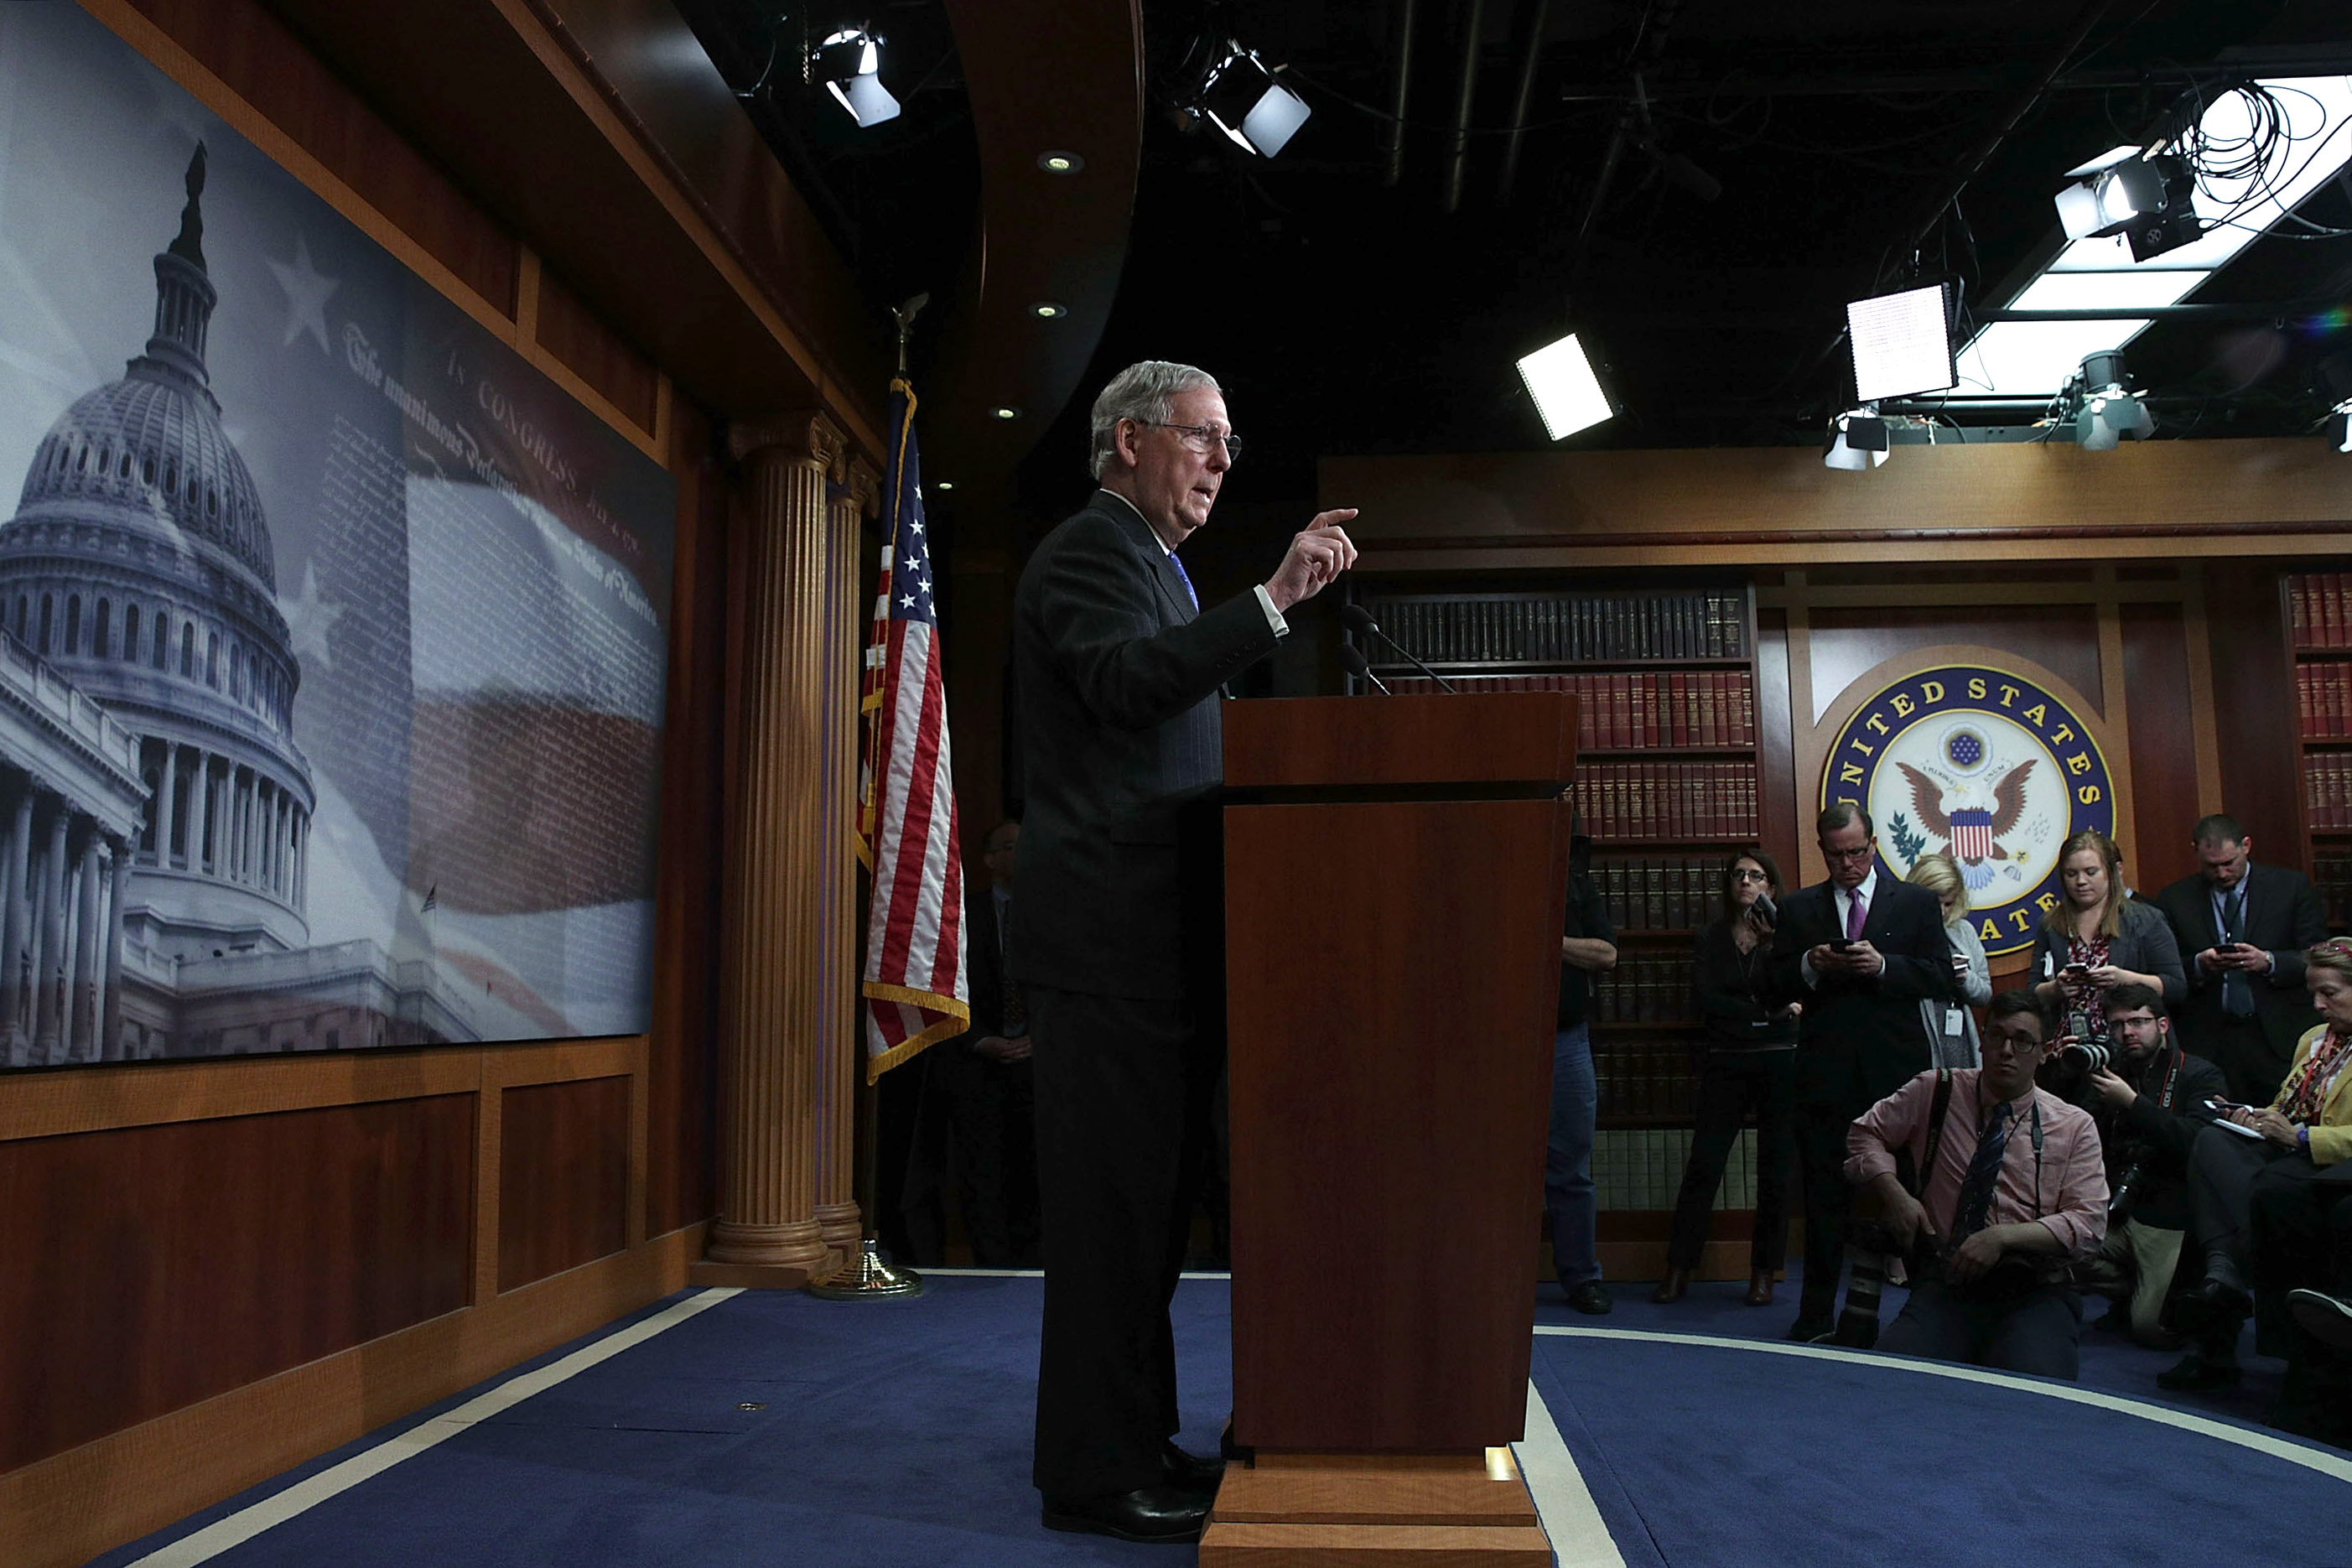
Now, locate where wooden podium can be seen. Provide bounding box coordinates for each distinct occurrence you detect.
[1204,693,1577,1566]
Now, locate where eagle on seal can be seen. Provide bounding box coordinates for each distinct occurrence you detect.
[1897,757,2037,890]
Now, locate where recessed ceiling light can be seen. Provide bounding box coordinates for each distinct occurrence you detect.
[1031,302,1067,319]
[1037,151,1084,174]
[991,406,1022,421]
[934,480,954,491]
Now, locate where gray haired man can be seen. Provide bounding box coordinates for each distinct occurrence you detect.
[1010,361,1354,1543]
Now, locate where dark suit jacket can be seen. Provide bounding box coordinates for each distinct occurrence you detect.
[1768,876,1956,1114]
[932,885,1015,1093]
[2152,864,2327,1064]
[1008,491,1281,1000]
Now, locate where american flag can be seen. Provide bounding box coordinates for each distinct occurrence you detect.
[1950,807,1992,861]
[858,378,968,1080]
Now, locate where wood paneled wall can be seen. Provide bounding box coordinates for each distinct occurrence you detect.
[0,4,796,1564]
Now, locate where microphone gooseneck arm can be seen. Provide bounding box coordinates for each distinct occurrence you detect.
[1340,603,1459,693]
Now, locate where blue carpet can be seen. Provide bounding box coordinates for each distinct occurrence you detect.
[93,1268,2349,1568]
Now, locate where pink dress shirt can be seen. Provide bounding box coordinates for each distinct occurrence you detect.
[1845,1068,2109,1259]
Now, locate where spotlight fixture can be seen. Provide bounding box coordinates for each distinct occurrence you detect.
[1514,332,1614,442]
[933,480,954,492]
[1031,302,1067,319]
[1847,283,1956,403]
[1824,409,1891,471]
[1037,150,1084,174]
[2070,350,2154,450]
[814,27,900,128]
[990,406,1021,421]
[2053,147,2199,262]
[1198,42,1311,158]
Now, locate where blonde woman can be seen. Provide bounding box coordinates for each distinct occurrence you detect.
[2032,830,2186,1041]
[2162,937,2352,1398]
[1908,853,1991,1069]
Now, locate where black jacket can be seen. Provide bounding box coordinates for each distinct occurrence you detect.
[1007,491,1280,1000]
[2151,864,2327,1071]
[1694,916,1798,1049]
[1767,875,1956,1114]
[2095,1041,2226,1231]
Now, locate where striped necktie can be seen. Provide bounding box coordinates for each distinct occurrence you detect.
[1950,1101,2013,1244]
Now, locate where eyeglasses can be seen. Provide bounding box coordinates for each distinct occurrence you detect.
[1984,1029,2047,1057]
[1729,869,1770,883]
[1140,421,1243,460]
[1821,844,1875,864]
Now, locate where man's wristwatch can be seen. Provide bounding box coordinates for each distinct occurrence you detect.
[2298,1124,2312,1155]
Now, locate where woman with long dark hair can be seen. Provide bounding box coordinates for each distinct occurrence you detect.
[1654,849,1800,1307]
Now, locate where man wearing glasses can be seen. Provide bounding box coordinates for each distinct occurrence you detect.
[1769,803,1959,1341]
[1010,361,1357,1544]
[1846,992,2109,1378]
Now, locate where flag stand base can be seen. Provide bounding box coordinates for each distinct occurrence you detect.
[807,1059,923,1301]
[807,1237,923,1300]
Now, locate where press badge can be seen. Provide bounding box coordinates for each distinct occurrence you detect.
[1944,1007,1966,1037]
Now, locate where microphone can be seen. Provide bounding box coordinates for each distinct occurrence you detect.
[1340,603,1458,693]
[1339,643,1391,695]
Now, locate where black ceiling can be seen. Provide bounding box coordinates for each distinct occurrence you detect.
[692,1,2352,513]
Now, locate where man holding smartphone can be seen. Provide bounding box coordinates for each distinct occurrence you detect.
[2152,815,2327,1104]
[1769,804,1959,1341]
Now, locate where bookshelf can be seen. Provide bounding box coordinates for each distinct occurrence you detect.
[1352,584,1762,1143]
[2287,573,2352,930]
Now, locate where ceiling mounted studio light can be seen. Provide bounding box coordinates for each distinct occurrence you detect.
[815,27,900,128]
[1200,41,1311,158]
[1847,282,1956,403]
[1824,409,1891,471]
[1516,332,1613,441]
[2072,350,2154,451]
[2053,147,2199,260]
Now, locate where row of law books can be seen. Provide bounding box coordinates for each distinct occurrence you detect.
[2302,755,2352,828]
[1567,762,1759,840]
[1597,854,1737,932]
[2315,852,2352,932]
[2297,662,2352,736]
[1384,671,1757,750]
[1363,591,1747,666]
[2289,574,2352,649]
[1593,1127,1758,1211]
[1588,953,1699,1025]
[1593,1037,1701,1119]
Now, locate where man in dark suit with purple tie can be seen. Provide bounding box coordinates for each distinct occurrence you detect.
[1769,802,1959,1341]
[1010,360,1357,1545]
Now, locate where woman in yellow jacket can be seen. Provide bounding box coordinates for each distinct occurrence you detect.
[2161,937,2352,1394]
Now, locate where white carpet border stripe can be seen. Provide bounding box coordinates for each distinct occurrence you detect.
[127,1287,744,1568]
[1534,1324,2352,1484]
[1515,1378,1630,1568]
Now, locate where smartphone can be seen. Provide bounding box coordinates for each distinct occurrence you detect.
[1829,937,1855,953]
[2204,1097,2247,1114]
[2061,963,2090,979]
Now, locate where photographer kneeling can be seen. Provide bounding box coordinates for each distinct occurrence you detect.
[2053,984,2225,1347]
[1844,991,2108,1378]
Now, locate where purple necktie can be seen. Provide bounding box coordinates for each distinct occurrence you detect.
[1846,890,1867,941]
[1169,551,1199,610]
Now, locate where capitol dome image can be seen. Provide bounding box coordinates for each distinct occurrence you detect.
[0,146,470,1066]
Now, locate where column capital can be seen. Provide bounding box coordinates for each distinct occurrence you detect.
[839,454,885,518]
[729,410,849,475]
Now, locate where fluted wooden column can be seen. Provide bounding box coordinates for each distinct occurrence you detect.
[812,454,882,1267]
[703,411,856,1282]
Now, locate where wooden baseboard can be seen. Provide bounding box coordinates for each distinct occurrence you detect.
[1202,1450,1553,1565]
[687,1257,823,1290]
[0,1221,707,1568]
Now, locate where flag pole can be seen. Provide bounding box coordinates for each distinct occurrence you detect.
[809,293,933,1302]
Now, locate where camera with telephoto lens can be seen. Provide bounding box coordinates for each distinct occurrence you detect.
[2059,1010,2114,1072]
[2107,1150,2152,1224]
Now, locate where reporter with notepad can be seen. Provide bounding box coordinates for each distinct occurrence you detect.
[2161,937,2352,1392]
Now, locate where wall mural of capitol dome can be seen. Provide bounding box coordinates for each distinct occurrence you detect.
[0,2,677,1068]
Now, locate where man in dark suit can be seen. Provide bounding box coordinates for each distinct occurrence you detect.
[1010,360,1357,1545]
[2152,814,2327,1105]
[1770,803,1956,1341]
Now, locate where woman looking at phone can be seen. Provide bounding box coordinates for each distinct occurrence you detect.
[2031,830,2185,1041]
[1654,849,1800,1308]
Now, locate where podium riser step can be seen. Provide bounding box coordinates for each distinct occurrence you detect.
[1200,1522,1555,1565]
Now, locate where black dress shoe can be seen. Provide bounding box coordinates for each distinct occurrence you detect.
[2157,1348,2242,1391]
[1162,1441,1224,1491]
[1566,1280,1613,1315]
[1041,1484,1212,1544]
[1786,1313,1835,1342]
[2173,1277,2253,1336]
[2288,1288,2352,1353]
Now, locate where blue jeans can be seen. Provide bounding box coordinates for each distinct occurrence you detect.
[1546,1024,1600,1289]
